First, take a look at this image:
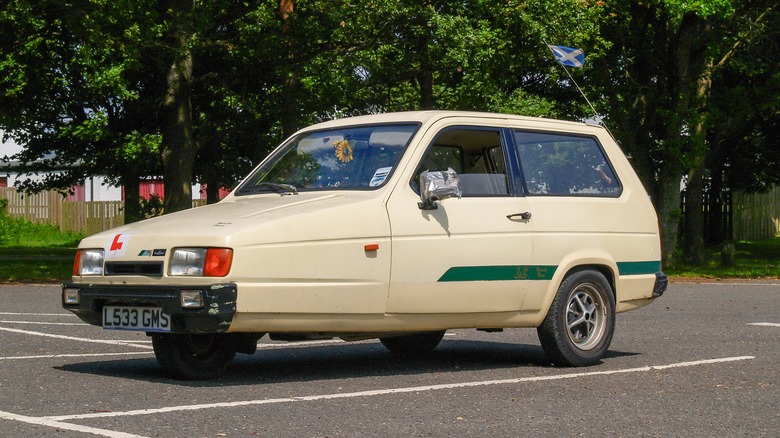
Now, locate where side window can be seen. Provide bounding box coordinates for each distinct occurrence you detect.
[419,145,464,174]
[413,128,509,197]
[514,131,621,197]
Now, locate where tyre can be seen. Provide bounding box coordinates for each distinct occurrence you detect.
[152,333,238,380]
[380,330,446,354]
[537,269,615,367]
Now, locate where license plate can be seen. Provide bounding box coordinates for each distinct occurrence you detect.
[102,306,171,332]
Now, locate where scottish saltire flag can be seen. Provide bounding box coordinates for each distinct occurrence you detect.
[548,45,585,68]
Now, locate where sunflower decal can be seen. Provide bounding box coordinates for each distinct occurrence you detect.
[334,139,353,163]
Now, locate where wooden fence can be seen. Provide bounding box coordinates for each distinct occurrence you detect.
[732,186,780,241]
[0,187,207,236]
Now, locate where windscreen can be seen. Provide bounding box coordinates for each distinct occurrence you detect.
[237,124,418,195]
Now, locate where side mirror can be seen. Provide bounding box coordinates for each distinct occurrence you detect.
[418,168,462,210]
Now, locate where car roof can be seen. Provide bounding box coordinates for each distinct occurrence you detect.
[300,110,595,132]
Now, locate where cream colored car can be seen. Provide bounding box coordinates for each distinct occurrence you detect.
[63,111,667,379]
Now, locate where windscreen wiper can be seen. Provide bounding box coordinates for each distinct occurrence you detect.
[239,182,298,195]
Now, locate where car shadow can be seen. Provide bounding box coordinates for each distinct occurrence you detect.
[55,338,640,387]
[603,349,641,360]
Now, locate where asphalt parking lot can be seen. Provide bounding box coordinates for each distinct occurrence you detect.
[0,281,778,437]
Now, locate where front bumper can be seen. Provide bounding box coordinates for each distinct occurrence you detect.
[61,282,238,333]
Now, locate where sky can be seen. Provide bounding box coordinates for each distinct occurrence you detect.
[0,131,23,159]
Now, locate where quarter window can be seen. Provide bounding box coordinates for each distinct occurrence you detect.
[514,131,621,197]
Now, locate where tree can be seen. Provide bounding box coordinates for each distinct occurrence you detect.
[157,0,196,213]
[0,0,162,223]
[680,1,778,261]
[314,0,602,117]
[704,3,780,243]
[185,0,605,197]
[0,0,247,217]
[3,0,773,247]
[589,0,777,264]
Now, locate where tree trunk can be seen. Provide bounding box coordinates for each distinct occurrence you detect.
[707,171,725,244]
[417,35,435,110]
[418,65,434,109]
[706,140,726,244]
[656,170,683,266]
[682,62,713,263]
[206,180,221,204]
[684,163,705,263]
[279,0,299,138]
[123,172,143,224]
[160,0,196,214]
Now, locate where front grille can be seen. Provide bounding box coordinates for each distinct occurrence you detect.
[104,262,164,276]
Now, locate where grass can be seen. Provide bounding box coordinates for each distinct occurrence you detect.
[0,247,77,283]
[0,217,83,283]
[665,238,780,280]
[5,228,83,248]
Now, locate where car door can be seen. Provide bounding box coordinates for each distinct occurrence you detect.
[386,125,537,314]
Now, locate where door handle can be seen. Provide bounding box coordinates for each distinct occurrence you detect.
[506,212,532,220]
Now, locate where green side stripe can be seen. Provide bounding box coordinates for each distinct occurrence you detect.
[438,261,662,282]
[617,261,661,276]
[438,265,557,282]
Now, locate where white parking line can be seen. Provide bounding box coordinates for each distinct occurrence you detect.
[45,355,754,422]
[0,320,86,326]
[0,352,152,361]
[0,326,152,349]
[0,410,146,438]
[258,339,348,348]
[692,282,780,286]
[0,312,77,317]
[748,322,780,327]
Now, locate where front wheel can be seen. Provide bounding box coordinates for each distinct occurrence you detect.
[152,333,237,380]
[537,269,615,367]
[380,331,446,354]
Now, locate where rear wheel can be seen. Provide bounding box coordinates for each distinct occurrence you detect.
[380,331,446,354]
[152,333,237,380]
[537,269,615,366]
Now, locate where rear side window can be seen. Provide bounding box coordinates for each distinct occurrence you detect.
[514,131,621,197]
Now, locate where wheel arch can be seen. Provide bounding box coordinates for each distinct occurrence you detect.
[553,263,617,304]
[536,255,618,322]
[567,264,616,297]
[557,251,617,291]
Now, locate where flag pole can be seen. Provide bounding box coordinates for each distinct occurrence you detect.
[560,62,619,141]
[558,63,600,123]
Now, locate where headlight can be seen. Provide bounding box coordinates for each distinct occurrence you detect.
[169,248,233,277]
[169,248,207,276]
[73,249,104,276]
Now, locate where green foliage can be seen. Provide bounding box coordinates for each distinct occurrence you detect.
[705,3,780,194]
[139,194,165,218]
[659,0,736,20]
[0,198,20,245]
